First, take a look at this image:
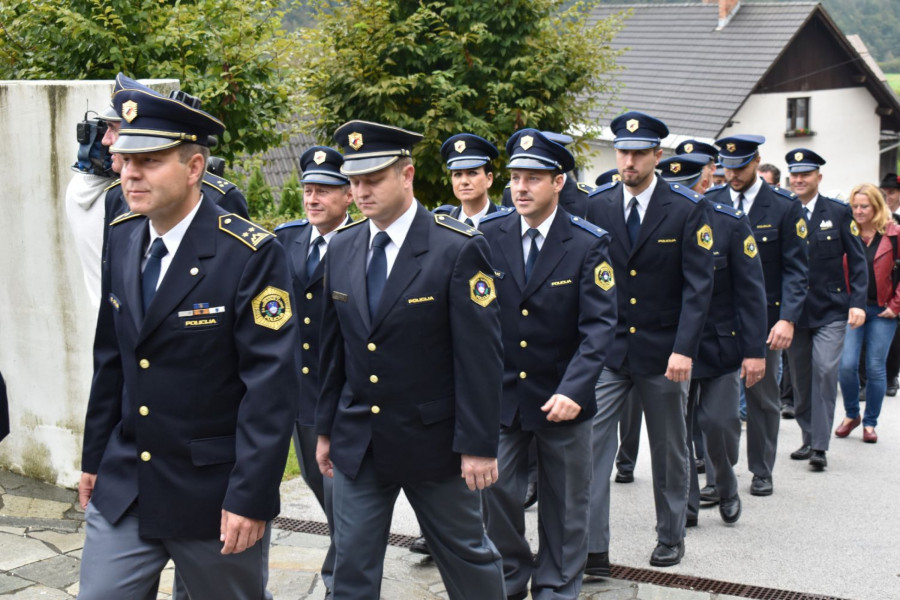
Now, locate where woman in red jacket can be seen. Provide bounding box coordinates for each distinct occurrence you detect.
[837,183,900,443]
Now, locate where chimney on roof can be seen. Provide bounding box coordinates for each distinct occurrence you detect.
[702,0,741,30]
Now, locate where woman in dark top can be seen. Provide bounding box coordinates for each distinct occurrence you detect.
[837,183,900,443]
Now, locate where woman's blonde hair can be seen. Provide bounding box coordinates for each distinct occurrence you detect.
[849,182,889,234]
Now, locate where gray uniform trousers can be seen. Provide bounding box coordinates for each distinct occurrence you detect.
[787,321,846,451]
[78,503,270,600]
[330,454,506,600]
[687,371,742,517]
[744,348,782,479]
[483,416,592,600]
[293,422,336,590]
[614,390,641,475]
[589,368,690,551]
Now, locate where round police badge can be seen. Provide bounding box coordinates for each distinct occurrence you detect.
[252,286,293,330]
[469,271,496,307]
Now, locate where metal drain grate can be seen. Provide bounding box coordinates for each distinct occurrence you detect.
[273,517,847,600]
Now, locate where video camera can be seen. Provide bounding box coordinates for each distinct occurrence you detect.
[72,110,113,177]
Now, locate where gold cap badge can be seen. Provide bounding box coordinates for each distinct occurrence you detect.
[794,151,804,161]
[454,140,466,153]
[670,162,682,174]
[313,150,326,165]
[684,143,694,153]
[726,143,736,153]
[612,173,621,182]
[520,135,533,150]
[348,132,363,151]
[122,100,138,123]
[626,119,639,133]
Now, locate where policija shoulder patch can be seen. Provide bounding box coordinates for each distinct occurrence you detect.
[252,286,293,330]
[595,261,615,291]
[850,221,860,236]
[469,271,496,307]
[796,218,808,239]
[696,224,713,250]
[744,235,758,258]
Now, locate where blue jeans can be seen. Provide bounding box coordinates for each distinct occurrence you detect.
[838,304,898,427]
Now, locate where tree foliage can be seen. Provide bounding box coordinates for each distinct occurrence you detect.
[299,0,623,206]
[0,0,305,162]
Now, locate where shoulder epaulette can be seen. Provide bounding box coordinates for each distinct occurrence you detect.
[273,219,309,232]
[104,179,122,193]
[480,207,516,224]
[110,211,143,226]
[576,182,594,195]
[823,195,848,206]
[711,202,742,219]
[570,215,608,238]
[202,172,237,196]
[772,186,797,200]
[218,214,274,251]
[434,214,481,236]
[588,181,619,197]
[705,183,728,194]
[433,204,455,215]
[504,182,511,189]
[336,218,367,233]
[669,182,703,204]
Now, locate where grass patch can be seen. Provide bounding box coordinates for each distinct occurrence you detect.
[886,73,900,95]
[283,438,301,481]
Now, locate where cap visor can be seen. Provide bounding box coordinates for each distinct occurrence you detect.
[111,134,182,154]
[98,104,122,122]
[719,155,754,169]
[507,156,557,170]
[662,173,702,188]
[447,157,489,170]
[788,164,819,174]
[301,172,349,186]
[340,156,399,176]
[613,139,659,150]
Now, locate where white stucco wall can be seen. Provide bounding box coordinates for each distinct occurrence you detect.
[0,80,176,486]
[581,87,882,196]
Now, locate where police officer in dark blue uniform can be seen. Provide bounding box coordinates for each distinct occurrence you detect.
[783,149,867,470]
[705,135,809,496]
[502,131,594,218]
[584,111,714,569]
[316,120,506,599]
[274,146,353,595]
[659,154,767,526]
[434,133,509,227]
[78,86,299,599]
[479,129,616,599]
[676,139,718,194]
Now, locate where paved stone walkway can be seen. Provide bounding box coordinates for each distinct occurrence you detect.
[0,468,747,599]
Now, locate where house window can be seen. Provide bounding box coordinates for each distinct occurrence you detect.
[786,97,812,136]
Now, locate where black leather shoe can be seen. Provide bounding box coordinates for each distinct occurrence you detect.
[750,476,773,496]
[686,515,698,528]
[523,481,538,509]
[809,450,827,471]
[888,378,899,397]
[699,485,719,505]
[695,458,706,474]
[409,536,431,555]
[584,551,611,577]
[614,470,634,484]
[790,444,812,460]
[719,495,741,524]
[649,540,684,567]
[781,403,795,419]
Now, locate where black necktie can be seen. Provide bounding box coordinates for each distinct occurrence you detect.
[142,237,168,313]
[805,207,812,221]
[367,231,390,319]
[464,217,474,227]
[626,197,641,246]
[737,193,746,214]
[306,237,323,279]
[524,229,540,282]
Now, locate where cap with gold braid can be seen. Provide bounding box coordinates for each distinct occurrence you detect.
[111,88,224,154]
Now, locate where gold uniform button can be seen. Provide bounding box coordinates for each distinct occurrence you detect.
[306,292,313,300]
[139,359,150,369]
[826,235,832,240]
[371,405,381,414]
[521,309,529,316]
[520,340,527,348]
[630,270,637,276]
[140,452,151,462]
[139,406,149,416]
[630,298,637,305]
[302,367,310,375]
[519,372,527,379]
[370,375,379,384]
[762,237,768,242]
[302,343,310,350]
[189,267,199,276]
[629,327,636,334]
[367,343,377,351]
[303,317,311,325]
